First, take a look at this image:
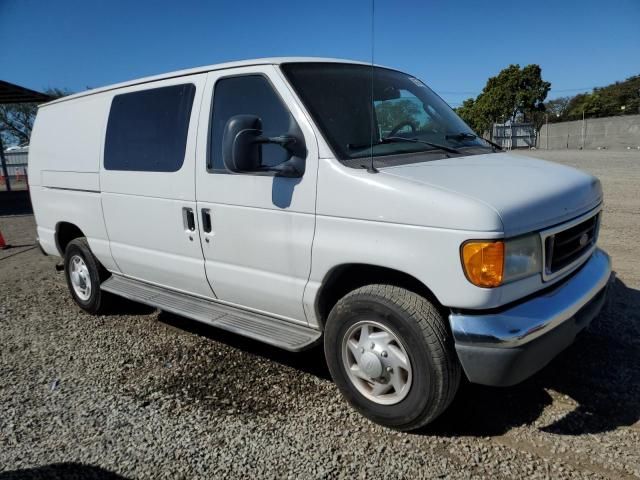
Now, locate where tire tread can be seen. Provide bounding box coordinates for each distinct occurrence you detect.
[64,237,111,314]
[334,284,460,430]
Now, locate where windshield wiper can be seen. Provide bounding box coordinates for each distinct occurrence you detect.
[446,132,503,151]
[445,132,477,141]
[347,136,460,155]
[382,136,460,154]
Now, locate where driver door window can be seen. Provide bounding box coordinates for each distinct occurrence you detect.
[209,75,292,171]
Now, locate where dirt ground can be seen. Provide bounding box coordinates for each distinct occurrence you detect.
[0,149,638,479]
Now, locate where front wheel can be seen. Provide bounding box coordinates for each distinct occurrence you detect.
[324,284,460,431]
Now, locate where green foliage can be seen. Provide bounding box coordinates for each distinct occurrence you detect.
[548,75,640,122]
[0,88,70,146]
[455,98,480,132]
[455,64,550,134]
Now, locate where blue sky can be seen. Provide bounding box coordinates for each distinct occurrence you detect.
[1,0,638,107]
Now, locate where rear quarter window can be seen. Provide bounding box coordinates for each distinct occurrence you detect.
[104,84,195,172]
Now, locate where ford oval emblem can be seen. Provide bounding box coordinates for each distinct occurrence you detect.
[579,233,589,247]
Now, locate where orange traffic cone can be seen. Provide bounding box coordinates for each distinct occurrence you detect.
[0,229,8,250]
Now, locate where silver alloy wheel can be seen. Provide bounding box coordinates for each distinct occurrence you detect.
[69,254,92,301]
[341,320,413,405]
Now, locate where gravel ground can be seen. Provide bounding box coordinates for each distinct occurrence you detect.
[1,149,639,479]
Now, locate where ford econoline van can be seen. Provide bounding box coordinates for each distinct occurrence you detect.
[29,58,611,430]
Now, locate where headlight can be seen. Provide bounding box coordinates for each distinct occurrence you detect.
[504,234,542,282]
[461,234,542,288]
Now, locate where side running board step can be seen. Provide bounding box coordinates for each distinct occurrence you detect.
[101,275,321,352]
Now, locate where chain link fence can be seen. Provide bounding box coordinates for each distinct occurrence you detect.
[1,151,29,191]
[491,123,537,150]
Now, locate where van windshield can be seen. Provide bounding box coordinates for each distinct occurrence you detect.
[281,63,493,167]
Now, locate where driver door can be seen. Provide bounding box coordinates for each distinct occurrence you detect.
[194,66,319,325]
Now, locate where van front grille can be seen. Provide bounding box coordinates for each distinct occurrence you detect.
[545,213,599,274]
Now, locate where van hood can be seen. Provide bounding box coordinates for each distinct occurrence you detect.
[380,153,602,236]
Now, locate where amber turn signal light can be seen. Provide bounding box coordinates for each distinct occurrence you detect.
[461,241,505,288]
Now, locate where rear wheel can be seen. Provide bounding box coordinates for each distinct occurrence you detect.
[64,237,110,314]
[324,284,460,431]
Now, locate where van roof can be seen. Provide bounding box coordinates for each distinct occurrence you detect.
[41,57,371,107]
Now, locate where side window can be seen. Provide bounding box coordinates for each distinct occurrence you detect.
[104,84,196,172]
[209,75,292,172]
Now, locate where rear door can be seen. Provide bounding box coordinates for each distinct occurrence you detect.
[100,75,215,298]
[194,66,319,323]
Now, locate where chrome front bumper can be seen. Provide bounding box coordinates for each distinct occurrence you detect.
[449,248,612,386]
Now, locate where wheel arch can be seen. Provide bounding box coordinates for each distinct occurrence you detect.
[55,221,86,256]
[314,263,445,328]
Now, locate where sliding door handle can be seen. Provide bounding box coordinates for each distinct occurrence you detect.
[201,209,212,233]
[182,207,195,231]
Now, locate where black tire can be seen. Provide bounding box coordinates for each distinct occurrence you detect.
[63,237,110,314]
[324,284,461,431]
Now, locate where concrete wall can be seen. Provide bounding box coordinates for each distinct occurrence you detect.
[538,114,640,150]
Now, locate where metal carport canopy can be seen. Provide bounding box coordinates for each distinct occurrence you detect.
[0,80,51,104]
[0,80,51,191]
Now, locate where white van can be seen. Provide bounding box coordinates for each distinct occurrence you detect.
[29,58,611,430]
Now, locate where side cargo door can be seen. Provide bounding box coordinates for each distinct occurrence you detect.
[194,66,319,324]
[100,75,215,298]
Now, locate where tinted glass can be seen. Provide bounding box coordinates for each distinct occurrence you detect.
[105,84,195,172]
[281,63,488,165]
[210,75,291,171]
[375,92,437,138]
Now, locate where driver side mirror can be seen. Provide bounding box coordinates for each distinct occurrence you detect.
[222,114,306,177]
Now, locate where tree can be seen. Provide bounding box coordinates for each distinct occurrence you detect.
[544,96,572,122]
[0,88,69,146]
[455,98,482,133]
[561,75,640,120]
[455,64,551,134]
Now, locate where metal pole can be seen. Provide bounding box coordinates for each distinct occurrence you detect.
[545,114,549,150]
[509,122,513,151]
[0,135,11,192]
[581,110,585,149]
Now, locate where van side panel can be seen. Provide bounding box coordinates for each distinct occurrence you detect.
[29,94,109,180]
[41,171,100,191]
[99,74,213,298]
[29,187,117,271]
[29,93,118,271]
